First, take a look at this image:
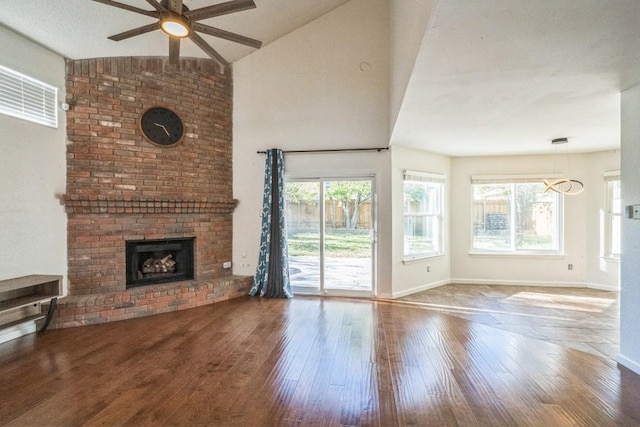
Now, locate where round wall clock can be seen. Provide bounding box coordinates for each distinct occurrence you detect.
[139,106,185,147]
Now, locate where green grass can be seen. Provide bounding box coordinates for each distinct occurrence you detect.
[287,230,371,257]
[474,233,554,250]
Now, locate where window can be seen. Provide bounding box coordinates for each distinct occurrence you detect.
[403,171,444,260]
[471,176,562,254]
[605,172,621,258]
[0,64,57,128]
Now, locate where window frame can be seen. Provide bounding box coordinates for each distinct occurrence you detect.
[604,171,621,260]
[0,64,58,128]
[402,170,445,262]
[470,174,564,256]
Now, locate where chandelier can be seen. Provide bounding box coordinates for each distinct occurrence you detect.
[542,138,584,195]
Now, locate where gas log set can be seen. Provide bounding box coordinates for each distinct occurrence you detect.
[136,254,177,279]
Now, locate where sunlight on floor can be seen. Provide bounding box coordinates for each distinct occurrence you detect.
[382,299,574,322]
[396,285,620,360]
[502,292,616,313]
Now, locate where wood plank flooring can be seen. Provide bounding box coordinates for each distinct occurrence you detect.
[398,284,619,359]
[0,295,639,426]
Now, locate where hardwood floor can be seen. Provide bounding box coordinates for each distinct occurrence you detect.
[1,295,639,426]
[398,284,619,359]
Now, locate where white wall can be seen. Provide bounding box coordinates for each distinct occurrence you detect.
[388,0,435,132]
[389,145,450,298]
[619,84,640,375]
[450,152,619,289]
[233,0,392,295]
[0,26,67,286]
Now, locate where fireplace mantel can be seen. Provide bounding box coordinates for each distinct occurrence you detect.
[63,194,238,214]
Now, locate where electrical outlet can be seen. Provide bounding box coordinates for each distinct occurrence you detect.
[427,265,431,273]
[223,261,232,269]
[568,264,573,270]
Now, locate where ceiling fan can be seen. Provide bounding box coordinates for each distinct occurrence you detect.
[92,0,262,67]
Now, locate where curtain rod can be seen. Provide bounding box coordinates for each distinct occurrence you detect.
[256,147,389,154]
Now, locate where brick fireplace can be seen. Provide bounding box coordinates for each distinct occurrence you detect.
[52,57,251,328]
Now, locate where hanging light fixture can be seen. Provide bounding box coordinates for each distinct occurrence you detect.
[542,138,584,195]
[160,13,190,38]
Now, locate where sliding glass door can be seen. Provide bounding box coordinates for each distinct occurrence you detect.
[286,181,322,293]
[285,177,375,296]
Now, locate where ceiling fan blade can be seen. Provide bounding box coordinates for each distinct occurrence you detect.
[166,0,184,14]
[108,23,160,41]
[185,0,256,21]
[189,32,229,68]
[144,0,166,12]
[92,0,159,18]
[169,37,181,65]
[193,23,261,49]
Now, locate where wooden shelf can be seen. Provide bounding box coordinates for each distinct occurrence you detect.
[0,275,62,333]
[0,275,62,294]
[0,294,58,312]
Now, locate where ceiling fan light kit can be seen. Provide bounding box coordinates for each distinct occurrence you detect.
[160,14,190,38]
[92,0,262,67]
[543,137,584,195]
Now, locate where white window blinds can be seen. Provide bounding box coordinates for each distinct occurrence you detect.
[404,170,445,183]
[0,64,58,128]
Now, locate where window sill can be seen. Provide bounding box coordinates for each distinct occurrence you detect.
[468,251,564,259]
[402,253,445,264]
[602,256,621,263]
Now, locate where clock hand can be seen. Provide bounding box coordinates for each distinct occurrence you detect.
[154,123,171,137]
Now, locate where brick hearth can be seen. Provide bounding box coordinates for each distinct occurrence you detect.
[52,57,251,328]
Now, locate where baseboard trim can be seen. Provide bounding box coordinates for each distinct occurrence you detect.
[382,279,449,299]
[617,353,640,376]
[584,282,620,292]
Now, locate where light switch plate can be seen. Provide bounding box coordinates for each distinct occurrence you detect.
[628,205,640,219]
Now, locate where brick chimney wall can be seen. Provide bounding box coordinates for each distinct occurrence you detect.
[55,57,251,328]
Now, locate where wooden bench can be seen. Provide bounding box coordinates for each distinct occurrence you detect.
[0,275,63,339]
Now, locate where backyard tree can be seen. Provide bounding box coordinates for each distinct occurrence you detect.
[325,181,371,229]
[285,182,317,204]
[514,184,538,246]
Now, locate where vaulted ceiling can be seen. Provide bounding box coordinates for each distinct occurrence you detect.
[0,0,353,63]
[390,1,640,156]
[2,0,640,157]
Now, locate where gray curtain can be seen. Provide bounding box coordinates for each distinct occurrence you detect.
[249,149,293,298]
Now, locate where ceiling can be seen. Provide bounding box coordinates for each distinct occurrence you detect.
[0,0,351,64]
[391,1,640,156]
[2,0,640,157]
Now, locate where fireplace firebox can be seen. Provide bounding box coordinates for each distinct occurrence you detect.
[126,238,195,288]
